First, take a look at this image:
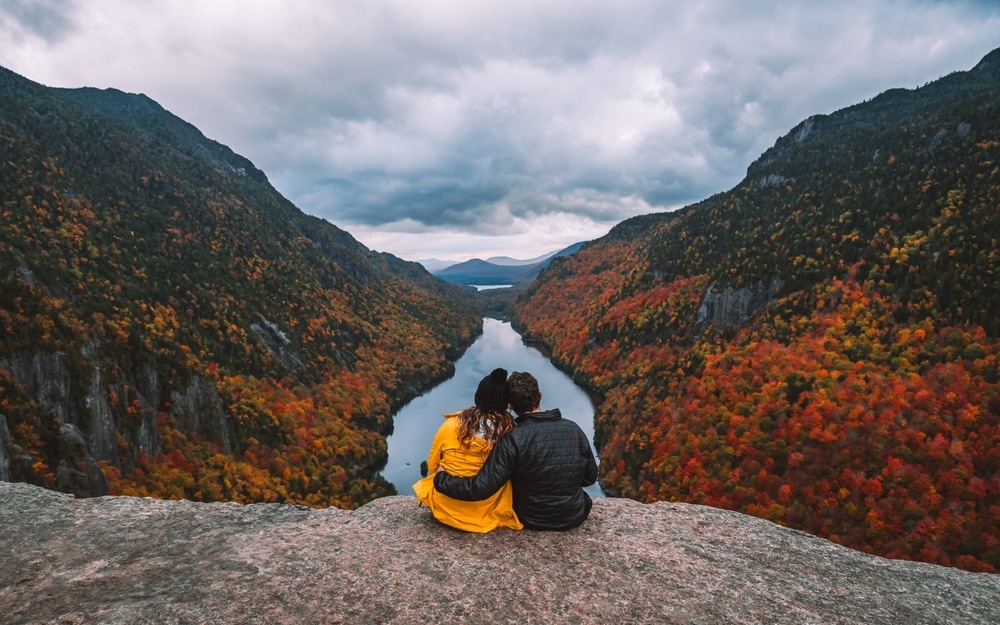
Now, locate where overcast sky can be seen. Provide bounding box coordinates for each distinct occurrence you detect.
[2,1,999,262]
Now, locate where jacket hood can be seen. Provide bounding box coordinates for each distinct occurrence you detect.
[516,408,562,424]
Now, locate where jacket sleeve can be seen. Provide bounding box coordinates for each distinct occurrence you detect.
[425,421,450,475]
[581,432,598,487]
[433,434,516,501]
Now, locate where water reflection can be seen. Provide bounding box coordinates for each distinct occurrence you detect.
[381,318,603,498]
[471,284,513,290]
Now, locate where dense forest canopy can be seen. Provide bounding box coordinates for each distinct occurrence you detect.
[0,65,481,509]
[514,49,1000,572]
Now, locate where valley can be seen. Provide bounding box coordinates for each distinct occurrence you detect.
[2,48,1000,574]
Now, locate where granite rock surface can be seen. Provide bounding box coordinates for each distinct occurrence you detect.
[2,481,998,625]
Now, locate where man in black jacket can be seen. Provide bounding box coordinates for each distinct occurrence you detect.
[433,371,598,530]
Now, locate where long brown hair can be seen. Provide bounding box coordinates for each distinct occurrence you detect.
[457,406,515,448]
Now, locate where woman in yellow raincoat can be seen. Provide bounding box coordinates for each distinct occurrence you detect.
[413,368,523,532]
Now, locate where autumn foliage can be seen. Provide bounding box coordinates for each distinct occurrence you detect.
[515,52,1000,572]
[0,66,480,509]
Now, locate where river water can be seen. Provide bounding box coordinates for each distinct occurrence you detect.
[381,317,603,498]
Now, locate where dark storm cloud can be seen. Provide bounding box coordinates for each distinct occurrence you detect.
[2,0,999,259]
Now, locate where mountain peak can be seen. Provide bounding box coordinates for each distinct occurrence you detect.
[972,46,1000,77]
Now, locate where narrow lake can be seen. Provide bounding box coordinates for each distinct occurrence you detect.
[381,317,604,498]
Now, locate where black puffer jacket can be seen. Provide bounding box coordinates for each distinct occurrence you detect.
[433,409,598,530]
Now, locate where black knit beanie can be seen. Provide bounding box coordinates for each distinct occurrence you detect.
[474,368,510,411]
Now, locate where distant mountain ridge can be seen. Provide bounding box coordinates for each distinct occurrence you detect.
[415,258,456,273]
[485,251,560,266]
[0,64,481,508]
[514,47,1000,572]
[432,242,584,285]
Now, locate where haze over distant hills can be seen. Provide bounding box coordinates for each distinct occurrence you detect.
[418,246,577,273]
[485,252,562,266]
[427,242,585,286]
[414,258,458,273]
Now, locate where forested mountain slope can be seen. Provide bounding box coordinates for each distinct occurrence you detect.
[514,48,1000,571]
[0,66,481,508]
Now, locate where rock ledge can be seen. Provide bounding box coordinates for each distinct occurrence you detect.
[2,482,997,624]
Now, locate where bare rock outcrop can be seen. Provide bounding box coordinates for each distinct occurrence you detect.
[0,416,11,481]
[1,481,997,625]
[696,278,783,329]
[250,315,304,373]
[1,347,234,494]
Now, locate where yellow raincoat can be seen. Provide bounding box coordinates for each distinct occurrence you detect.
[413,411,523,533]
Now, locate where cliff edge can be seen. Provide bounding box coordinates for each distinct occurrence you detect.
[2,482,997,625]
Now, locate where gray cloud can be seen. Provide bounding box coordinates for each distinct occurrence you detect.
[1,0,999,260]
[0,0,75,42]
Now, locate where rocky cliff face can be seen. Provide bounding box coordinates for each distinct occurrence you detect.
[695,277,784,329]
[1,348,233,496]
[2,482,997,625]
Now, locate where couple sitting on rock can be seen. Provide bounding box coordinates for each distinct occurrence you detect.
[413,368,598,532]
